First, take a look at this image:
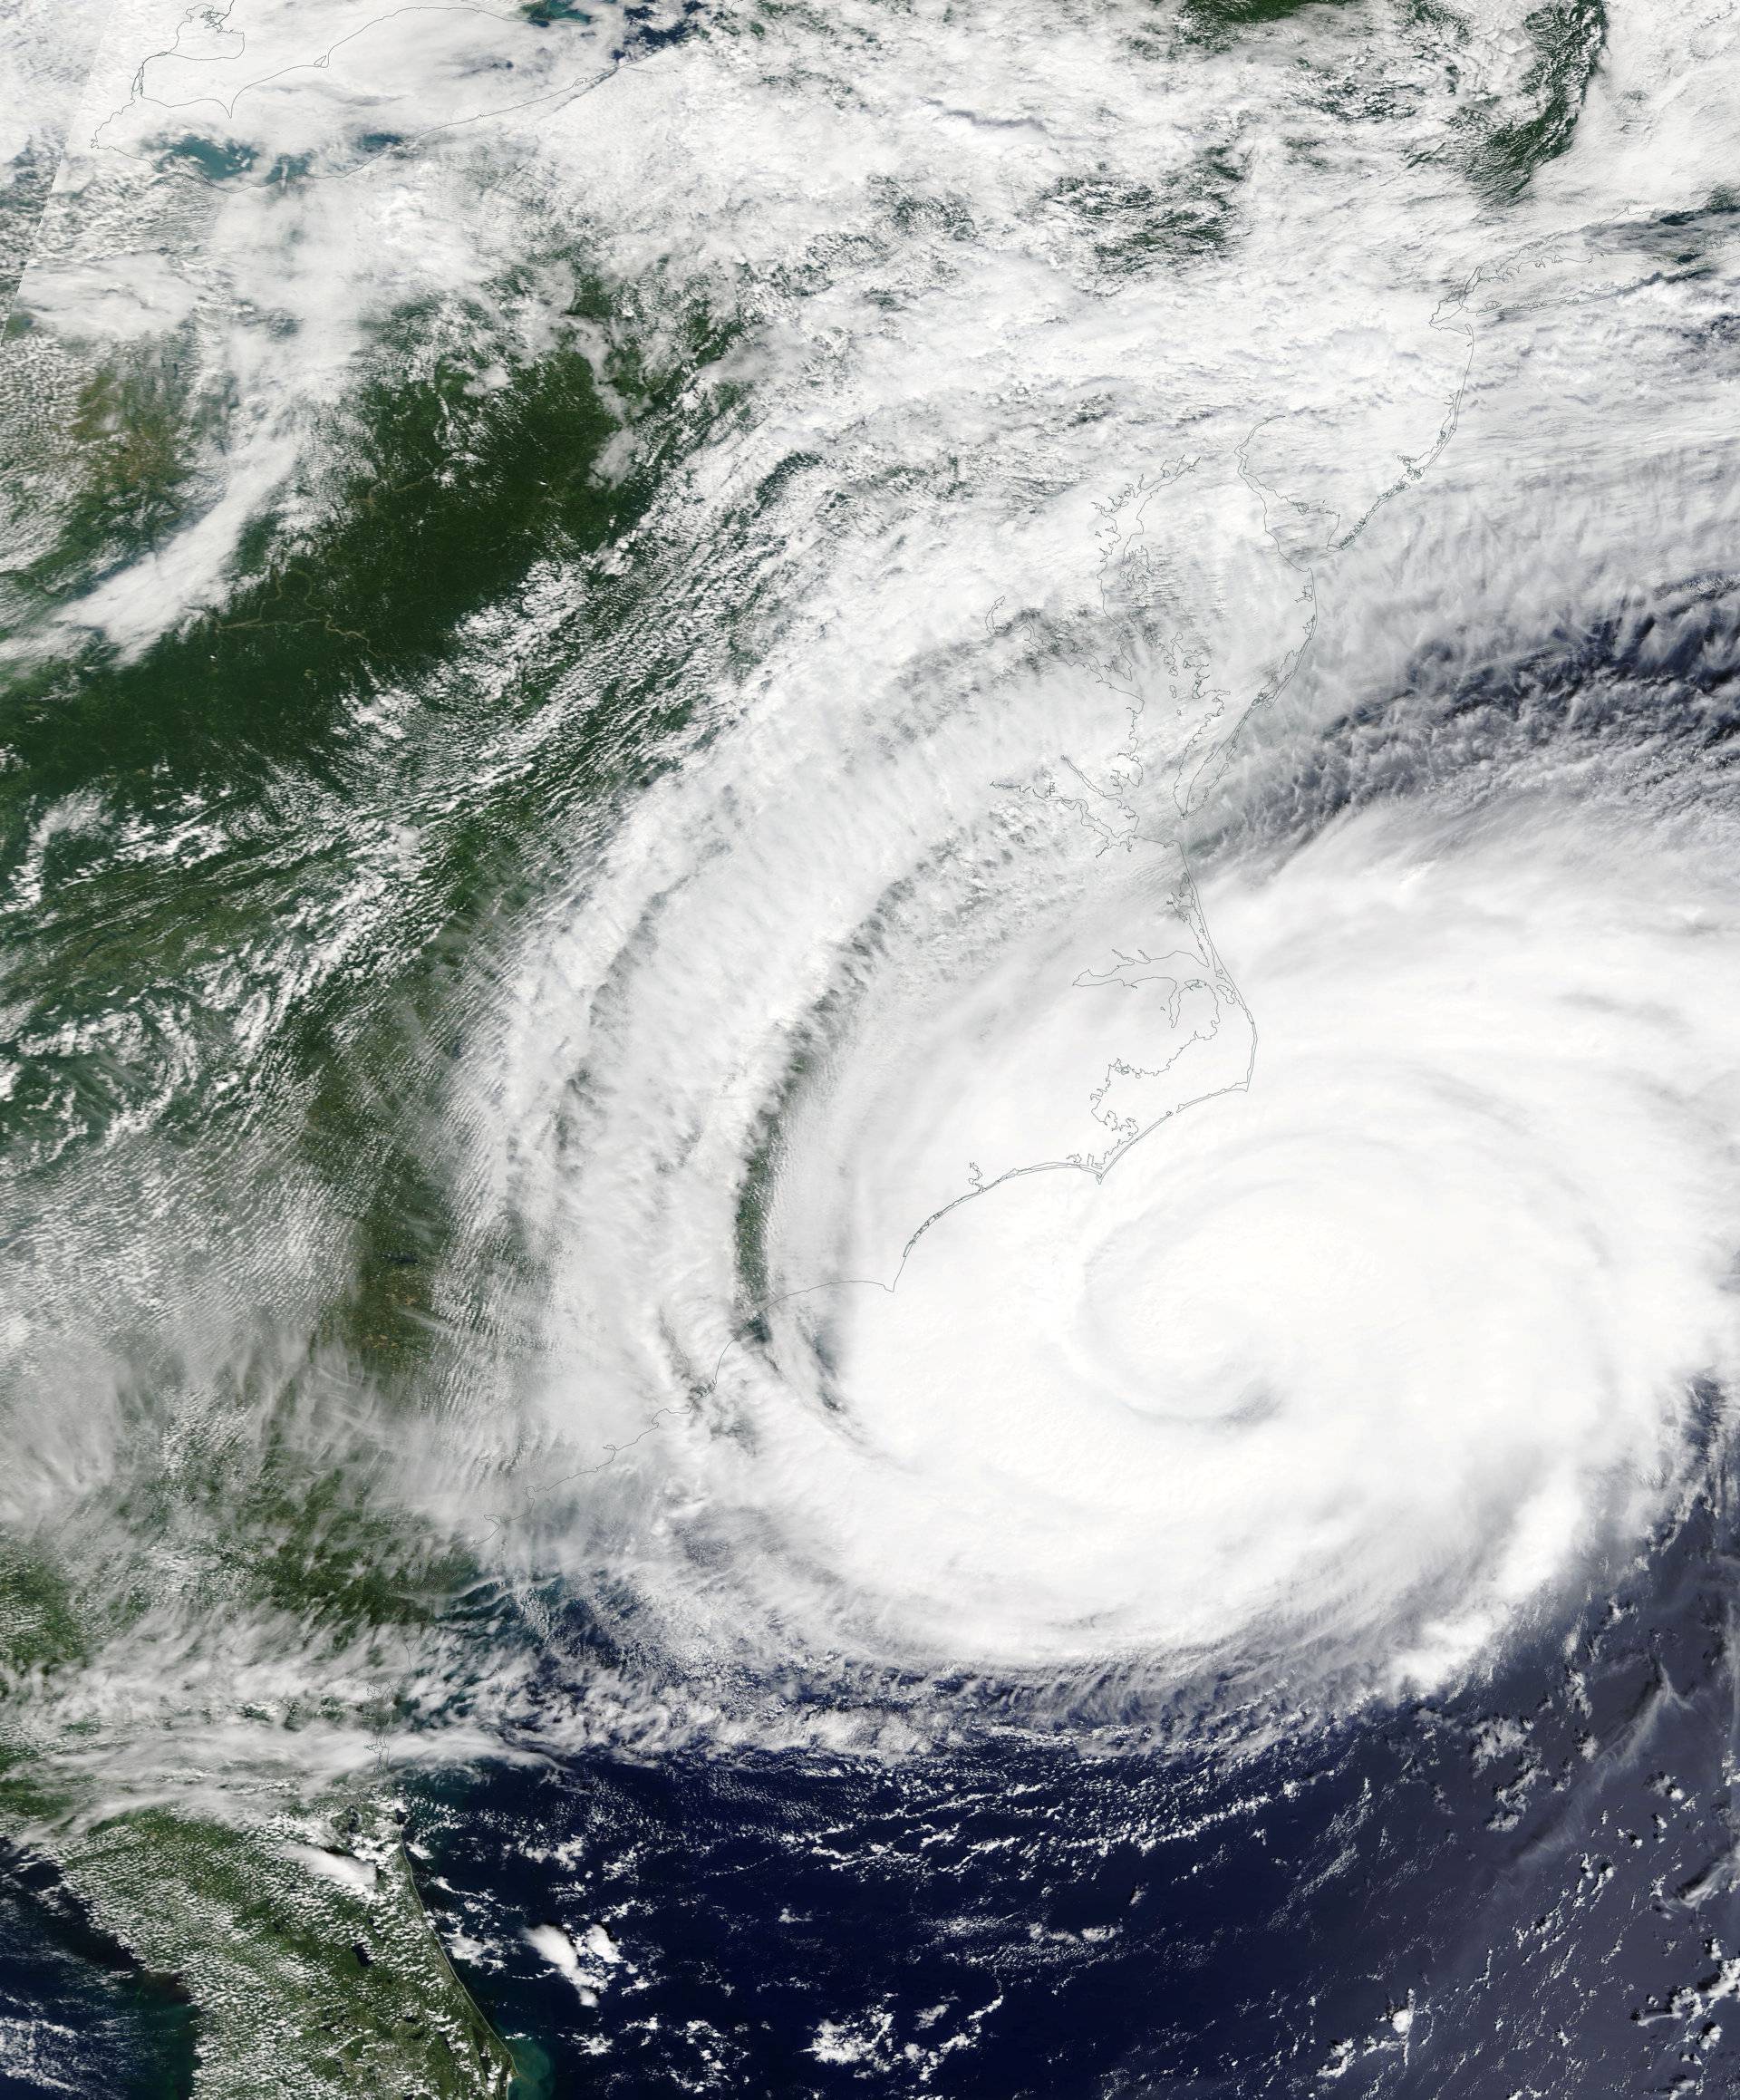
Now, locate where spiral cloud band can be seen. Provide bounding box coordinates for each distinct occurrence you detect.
[292,0,1740,1750]
[15,0,1740,2082]
[508,602,1740,1731]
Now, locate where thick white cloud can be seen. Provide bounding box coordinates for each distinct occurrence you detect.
[12,0,1740,1782]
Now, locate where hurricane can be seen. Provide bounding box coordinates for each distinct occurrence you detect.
[7,0,1740,2090]
[521,734,1740,1716]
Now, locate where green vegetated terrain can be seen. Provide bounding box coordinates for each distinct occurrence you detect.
[1169,0,1605,209]
[0,266,748,2095]
[0,0,1616,2083]
[1457,0,1607,200]
[58,1809,515,2098]
[1044,146,1250,276]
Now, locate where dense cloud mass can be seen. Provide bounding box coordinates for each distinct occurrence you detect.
[7,0,1740,2090]
[528,775,1740,1711]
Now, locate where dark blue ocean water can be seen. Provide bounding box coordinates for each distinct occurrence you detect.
[0,1855,191,2099]
[412,1464,1740,2099]
[5,1466,1738,2099]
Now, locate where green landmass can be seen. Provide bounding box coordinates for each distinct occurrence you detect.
[0,267,746,2093]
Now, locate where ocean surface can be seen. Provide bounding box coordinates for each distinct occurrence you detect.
[5,0,1740,2093]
